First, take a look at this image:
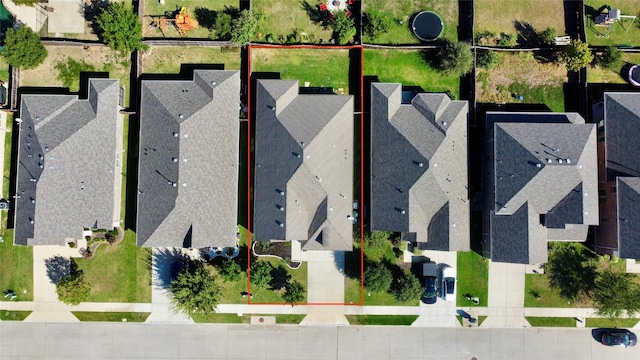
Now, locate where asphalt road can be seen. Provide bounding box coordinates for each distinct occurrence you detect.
[0,322,638,359]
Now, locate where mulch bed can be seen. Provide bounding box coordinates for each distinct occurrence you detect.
[253,242,301,268]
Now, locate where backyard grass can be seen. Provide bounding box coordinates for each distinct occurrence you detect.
[586,317,639,328]
[525,273,593,308]
[141,46,241,74]
[191,313,306,324]
[143,0,235,38]
[475,0,566,40]
[251,48,351,93]
[74,230,152,303]
[584,0,640,47]
[362,0,458,44]
[19,46,131,107]
[588,52,640,84]
[346,315,418,325]
[72,312,151,322]
[0,57,9,83]
[476,52,566,112]
[252,0,333,44]
[456,251,488,307]
[364,49,460,99]
[0,225,34,301]
[0,310,32,321]
[526,317,577,327]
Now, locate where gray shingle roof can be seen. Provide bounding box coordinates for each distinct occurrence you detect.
[486,112,598,264]
[604,93,640,181]
[136,70,240,248]
[369,83,469,251]
[617,177,640,259]
[253,80,354,251]
[14,79,121,245]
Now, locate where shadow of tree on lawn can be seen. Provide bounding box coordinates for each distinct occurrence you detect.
[44,255,71,285]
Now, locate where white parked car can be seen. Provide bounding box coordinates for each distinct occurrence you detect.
[441,266,456,302]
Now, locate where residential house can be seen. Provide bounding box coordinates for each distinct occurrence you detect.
[136,70,240,248]
[14,79,122,245]
[253,79,354,251]
[369,83,469,251]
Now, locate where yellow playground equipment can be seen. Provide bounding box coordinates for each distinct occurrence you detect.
[159,7,199,37]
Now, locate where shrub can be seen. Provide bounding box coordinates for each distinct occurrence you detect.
[215,13,233,40]
[282,280,305,304]
[218,258,242,282]
[598,46,621,69]
[562,39,593,71]
[250,261,272,288]
[476,50,499,69]
[434,40,474,76]
[391,272,423,302]
[498,33,517,47]
[330,10,355,45]
[537,27,556,46]
[231,10,260,46]
[364,262,393,293]
[363,10,392,41]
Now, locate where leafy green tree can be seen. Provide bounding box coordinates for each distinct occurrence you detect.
[562,39,593,71]
[215,12,233,40]
[250,260,272,288]
[218,258,242,282]
[230,9,259,46]
[434,40,473,76]
[593,266,640,319]
[282,280,305,304]
[55,264,90,305]
[598,46,621,69]
[546,242,596,301]
[1,26,47,69]
[95,3,145,54]
[537,27,556,46]
[364,262,393,293]
[476,50,499,69]
[391,272,423,302]
[363,10,392,41]
[169,260,221,314]
[330,10,356,45]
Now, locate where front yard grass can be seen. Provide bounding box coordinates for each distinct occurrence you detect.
[141,46,241,74]
[362,0,458,44]
[584,0,640,47]
[0,57,9,83]
[251,48,351,93]
[143,0,236,38]
[19,46,131,107]
[475,0,566,41]
[364,49,460,99]
[0,225,34,301]
[585,318,639,328]
[526,317,577,327]
[456,251,488,307]
[191,313,306,324]
[72,312,151,322]
[252,0,333,44]
[525,273,593,308]
[0,310,32,321]
[247,257,308,303]
[588,52,640,84]
[476,52,566,112]
[346,315,418,325]
[74,230,151,303]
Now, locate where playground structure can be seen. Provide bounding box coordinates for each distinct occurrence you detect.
[595,6,636,33]
[158,6,199,37]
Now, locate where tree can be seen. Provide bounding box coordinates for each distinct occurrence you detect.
[230,9,259,46]
[218,258,242,282]
[95,3,145,54]
[364,262,393,293]
[537,27,556,46]
[55,263,90,305]
[391,272,423,302]
[562,39,593,71]
[169,260,221,314]
[363,10,392,41]
[282,280,305,304]
[330,10,356,45]
[546,242,595,301]
[215,12,233,40]
[1,26,47,69]
[598,46,621,69]
[593,266,640,319]
[250,260,272,288]
[434,40,473,76]
[476,50,499,69]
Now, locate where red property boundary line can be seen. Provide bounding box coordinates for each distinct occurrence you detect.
[246,44,365,306]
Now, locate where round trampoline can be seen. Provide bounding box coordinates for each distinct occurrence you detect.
[411,11,444,41]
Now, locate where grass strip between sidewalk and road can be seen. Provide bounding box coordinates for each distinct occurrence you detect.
[346,315,418,326]
[526,317,577,327]
[585,318,639,328]
[72,312,151,322]
[190,313,306,324]
[0,310,32,321]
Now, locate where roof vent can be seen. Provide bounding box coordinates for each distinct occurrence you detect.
[183,183,187,187]
[211,81,216,86]
[566,159,571,164]
[418,162,424,167]
[279,205,285,211]
[401,210,406,215]
[44,147,49,152]
[172,158,178,162]
[179,114,184,119]
[29,178,36,182]
[442,121,447,126]
[173,132,179,137]
[536,163,542,168]
[280,191,285,196]
[546,158,552,163]
[557,159,563,164]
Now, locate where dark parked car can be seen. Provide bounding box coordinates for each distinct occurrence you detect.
[601,330,637,347]
[422,276,437,304]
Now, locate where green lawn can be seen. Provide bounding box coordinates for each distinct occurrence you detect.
[252,0,333,44]
[526,317,577,327]
[475,0,566,40]
[456,315,487,326]
[362,0,458,44]
[0,57,8,83]
[584,0,640,47]
[191,313,305,324]
[251,48,351,93]
[141,46,241,74]
[365,49,460,99]
[346,315,418,325]
[72,312,150,322]
[457,251,488,307]
[588,52,640,84]
[143,0,236,38]
[247,257,308,303]
[74,230,151,303]
[586,318,639,328]
[0,226,34,302]
[0,310,32,321]
[525,273,593,308]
